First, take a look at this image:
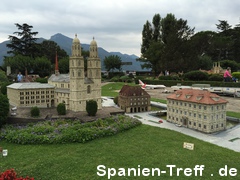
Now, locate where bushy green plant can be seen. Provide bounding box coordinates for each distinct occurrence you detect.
[31,106,40,117]
[114,96,118,105]
[0,94,9,127]
[110,76,120,82]
[0,82,11,95]
[0,115,142,144]
[158,76,173,80]
[183,70,209,81]
[119,75,131,82]
[128,73,134,78]
[208,74,223,81]
[108,72,124,79]
[86,100,98,116]
[57,103,66,115]
[0,70,9,82]
[35,77,48,83]
[232,72,240,80]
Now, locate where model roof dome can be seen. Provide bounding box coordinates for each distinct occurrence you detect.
[73,34,80,43]
[90,37,97,46]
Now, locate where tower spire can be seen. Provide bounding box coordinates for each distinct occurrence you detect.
[55,50,59,76]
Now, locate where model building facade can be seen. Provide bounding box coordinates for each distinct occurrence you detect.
[118,85,151,113]
[167,89,228,133]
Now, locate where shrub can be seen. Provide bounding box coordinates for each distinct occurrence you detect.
[128,73,134,78]
[57,103,66,115]
[0,115,142,144]
[159,76,173,80]
[159,74,181,81]
[30,106,40,117]
[183,70,209,81]
[119,75,130,82]
[0,82,11,95]
[114,96,118,105]
[0,94,9,127]
[86,100,98,116]
[208,74,223,81]
[110,76,120,82]
[232,72,240,80]
[35,77,48,83]
[108,72,125,79]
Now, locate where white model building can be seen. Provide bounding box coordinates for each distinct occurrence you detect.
[167,89,228,133]
[7,35,102,111]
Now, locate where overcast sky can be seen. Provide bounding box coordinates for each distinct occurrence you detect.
[0,0,239,56]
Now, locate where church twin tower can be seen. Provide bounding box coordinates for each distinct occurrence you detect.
[69,34,102,111]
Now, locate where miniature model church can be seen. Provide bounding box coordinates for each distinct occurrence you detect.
[8,35,102,111]
[48,34,102,111]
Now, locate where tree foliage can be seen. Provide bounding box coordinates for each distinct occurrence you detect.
[3,55,52,77]
[138,13,194,75]
[183,70,209,81]
[216,20,232,33]
[3,55,34,75]
[139,14,240,74]
[4,23,69,78]
[103,55,122,72]
[0,82,11,95]
[33,57,52,77]
[220,60,240,72]
[0,94,9,127]
[7,23,39,58]
[38,40,68,64]
[58,57,69,74]
[0,69,9,82]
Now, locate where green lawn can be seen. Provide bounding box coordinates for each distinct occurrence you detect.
[227,111,240,118]
[1,82,239,179]
[101,82,136,97]
[1,125,239,179]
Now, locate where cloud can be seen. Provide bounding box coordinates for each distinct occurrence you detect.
[0,0,239,56]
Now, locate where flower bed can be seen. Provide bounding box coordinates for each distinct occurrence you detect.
[0,115,141,144]
[0,169,34,180]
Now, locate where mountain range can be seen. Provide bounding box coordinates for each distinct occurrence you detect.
[0,33,148,71]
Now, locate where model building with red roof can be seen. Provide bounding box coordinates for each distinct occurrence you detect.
[167,89,228,133]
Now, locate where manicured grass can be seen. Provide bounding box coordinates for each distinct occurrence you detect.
[101,82,137,97]
[1,125,239,179]
[151,98,167,104]
[227,111,240,118]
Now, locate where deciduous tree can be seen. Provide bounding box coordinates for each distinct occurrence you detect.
[103,55,122,72]
[33,57,52,77]
[38,40,68,64]
[58,57,69,74]
[139,13,194,74]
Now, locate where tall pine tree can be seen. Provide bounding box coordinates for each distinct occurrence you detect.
[7,23,39,58]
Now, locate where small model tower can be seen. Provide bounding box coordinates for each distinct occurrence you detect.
[55,51,59,76]
[87,37,102,109]
[69,34,85,111]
